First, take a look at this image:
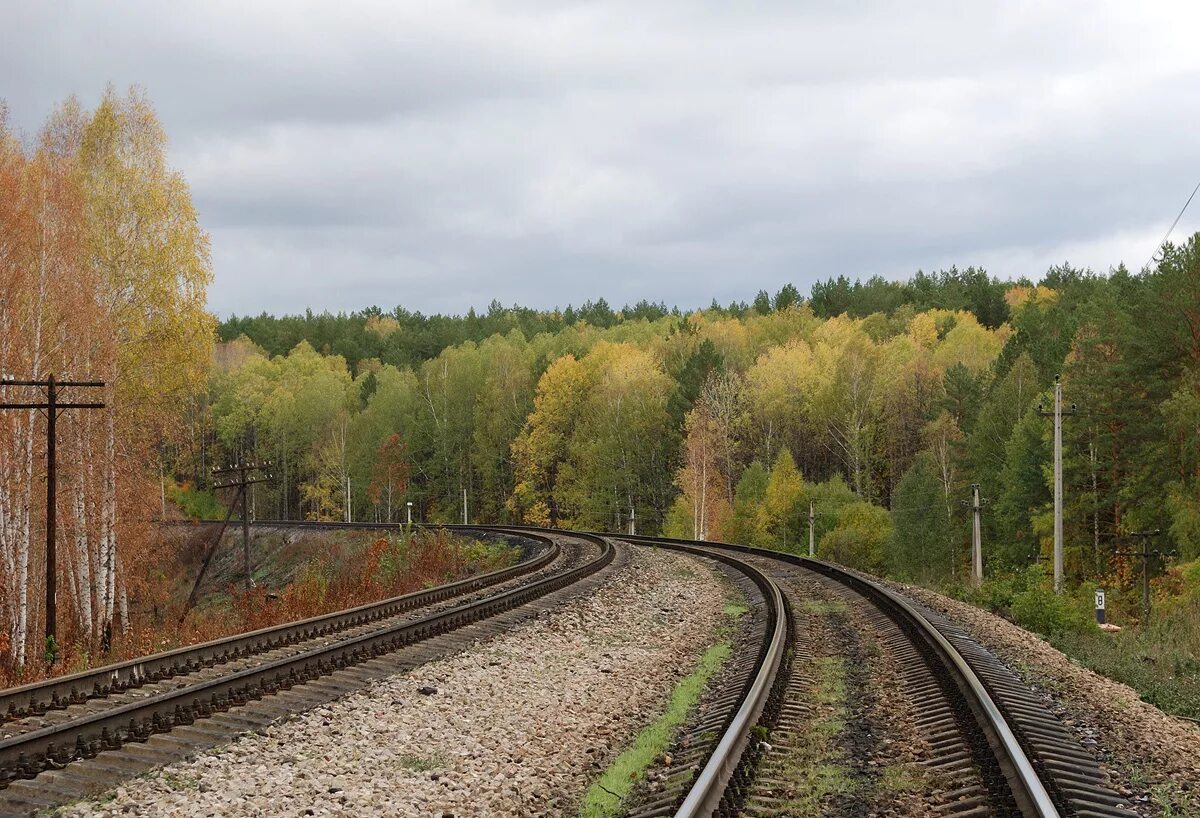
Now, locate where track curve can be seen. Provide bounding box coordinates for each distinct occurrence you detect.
[620,534,1136,818]
[0,523,614,799]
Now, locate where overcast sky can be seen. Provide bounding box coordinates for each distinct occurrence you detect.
[4,2,1199,318]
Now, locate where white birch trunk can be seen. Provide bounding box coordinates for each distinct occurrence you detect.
[73,473,94,642]
[100,407,117,628]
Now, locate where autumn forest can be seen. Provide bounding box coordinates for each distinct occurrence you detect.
[3,91,1200,682]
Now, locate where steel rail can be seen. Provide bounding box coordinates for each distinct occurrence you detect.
[620,533,1059,818]
[636,539,787,818]
[0,531,614,787]
[2,525,553,722]
[793,554,1059,818]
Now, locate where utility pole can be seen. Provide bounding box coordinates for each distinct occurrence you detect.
[1038,375,1077,593]
[462,487,468,525]
[406,500,413,525]
[1115,530,1175,622]
[963,483,988,586]
[0,374,106,665]
[629,506,636,536]
[808,499,815,557]
[212,460,273,590]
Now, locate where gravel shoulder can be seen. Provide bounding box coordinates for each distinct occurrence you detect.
[889,581,1200,816]
[58,546,730,818]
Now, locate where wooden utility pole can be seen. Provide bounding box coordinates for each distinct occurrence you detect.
[1115,530,1174,622]
[1038,375,1077,593]
[211,460,273,590]
[0,374,106,665]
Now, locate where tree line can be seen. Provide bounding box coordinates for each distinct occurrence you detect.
[196,246,1200,595]
[217,267,1014,374]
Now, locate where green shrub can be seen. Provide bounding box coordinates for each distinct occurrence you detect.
[165,479,226,520]
[1009,578,1091,639]
[819,501,892,574]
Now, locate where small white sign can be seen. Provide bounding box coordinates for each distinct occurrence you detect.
[1095,589,1106,610]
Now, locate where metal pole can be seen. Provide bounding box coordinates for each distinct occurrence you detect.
[629,506,636,536]
[241,463,252,590]
[1141,541,1150,622]
[406,501,412,525]
[971,483,983,586]
[1053,376,1064,594]
[462,487,468,525]
[808,499,815,557]
[45,375,57,664]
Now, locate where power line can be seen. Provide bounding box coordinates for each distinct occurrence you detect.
[1144,178,1200,272]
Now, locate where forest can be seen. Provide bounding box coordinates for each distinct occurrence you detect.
[203,250,1200,595]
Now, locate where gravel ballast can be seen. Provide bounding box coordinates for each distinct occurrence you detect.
[58,546,727,818]
[891,582,1200,816]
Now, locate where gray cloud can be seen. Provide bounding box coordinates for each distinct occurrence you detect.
[4,1,1199,317]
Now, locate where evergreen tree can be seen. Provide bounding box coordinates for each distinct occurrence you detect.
[888,452,955,582]
[993,406,1050,568]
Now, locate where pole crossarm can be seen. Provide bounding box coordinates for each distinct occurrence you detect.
[1,379,105,387]
[211,460,271,475]
[209,459,274,590]
[212,476,273,490]
[0,402,106,410]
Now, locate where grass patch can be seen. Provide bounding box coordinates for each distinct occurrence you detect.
[155,771,200,791]
[946,563,1200,719]
[579,593,745,818]
[579,640,731,818]
[1152,782,1196,818]
[802,598,848,616]
[671,563,700,581]
[398,752,445,772]
[771,656,856,815]
[724,601,749,618]
[878,763,929,794]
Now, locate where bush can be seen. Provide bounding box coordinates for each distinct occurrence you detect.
[165,479,226,520]
[954,564,1044,614]
[819,501,892,574]
[1009,579,1091,639]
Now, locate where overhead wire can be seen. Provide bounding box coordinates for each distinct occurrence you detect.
[1143,178,1200,272]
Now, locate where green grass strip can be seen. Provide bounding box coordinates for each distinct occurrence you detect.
[579,640,732,818]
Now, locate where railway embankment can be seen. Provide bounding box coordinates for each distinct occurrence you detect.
[889,582,1200,818]
[55,547,731,818]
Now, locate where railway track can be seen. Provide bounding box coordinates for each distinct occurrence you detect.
[621,534,1138,818]
[0,523,616,812]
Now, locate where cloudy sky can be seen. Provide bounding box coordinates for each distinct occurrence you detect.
[4,2,1199,317]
